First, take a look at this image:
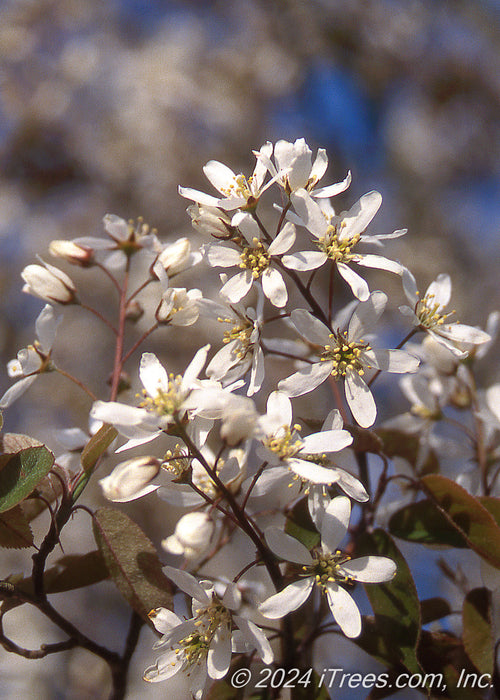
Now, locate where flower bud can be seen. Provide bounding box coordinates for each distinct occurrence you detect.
[187,203,233,238]
[49,240,94,267]
[156,238,192,276]
[125,299,144,323]
[98,456,161,502]
[161,511,214,560]
[21,260,77,305]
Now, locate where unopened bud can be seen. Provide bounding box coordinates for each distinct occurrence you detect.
[187,203,233,238]
[161,511,214,560]
[156,238,192,276]
[49,240,94,267]
[99,456,161,502]
[21,260,77,305]
[125,299,144,323]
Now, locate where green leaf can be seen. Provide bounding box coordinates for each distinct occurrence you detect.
[376,428,438,474]
[354,529,421,676]
[93,507,172,625]
[0,445,55,513]
[20,465,66,522]
[0,505,34,548]
[389,499,468,548]
[462,588,493,676]
[422,475,500,569]
[81,424,117,473]
[479,496,500,526]
[284,497,320,550]
[420,597,452,625]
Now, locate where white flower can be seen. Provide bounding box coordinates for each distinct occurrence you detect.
[202,295,264,396]
[90,346,210,451]
[0,305,62,408]
[144,569,273,693]
[98,456,161,502]
[204,211,295,308]
[21,259,77,305]
[486,384,500,426]
[258,496,396,638]
[399,270,491,356]
[156,287,202,326]
[255,137,351,197]
[179,142,281,211]
[74,214,157,270]
[159,439,248,509]
[162,512,215,560]
[279,292,420,428]
[282,189,405,301]
[248,397,368,510]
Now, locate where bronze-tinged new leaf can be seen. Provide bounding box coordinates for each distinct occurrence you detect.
[355,529,421,677]
[0,433,44,454]
[81,424,118,473]
[420,597,452,625]
[463,588,493,677]
[0,445,54,513]
[42,550,110,593]
[376,428,438,474]
[0,505,34,549]
[389,500,468,548]
[93,507,172,625]
[417,630,483,700]
[421,475,500,569]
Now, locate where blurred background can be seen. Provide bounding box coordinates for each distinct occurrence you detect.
[1,0,499,697]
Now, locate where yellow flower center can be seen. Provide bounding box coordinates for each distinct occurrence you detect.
[239,238,270,278]
[220,174,258,209]
[317,222,360,263]
[219,316,254,358]
[173,599,231,670]
[414,292,455,330]
[320,330,371,377]
[264,424,303,460]
[137,374,185,416]
[162,444,190,477]
[303,550,353,589]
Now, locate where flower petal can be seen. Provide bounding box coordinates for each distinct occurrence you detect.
[220,271,253,303]
[268,222,296,256]
[163,566,210,604]
[208,623,232,679]
[344,369,377,428]
[233,615,274,664]
[278,361,332,398]
[300,429,353,454]
[259,578,314,619]
[264,527,313,565]
[342,556,396,583]
[262,267,287,307]
[325,582,361,638]
[290,308,331,345]
[348,291,387,340]
[337,262,370,301]
[140,353,170,396]
[321,496,351,553]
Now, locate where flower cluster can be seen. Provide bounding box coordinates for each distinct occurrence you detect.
[1,138,496,700]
